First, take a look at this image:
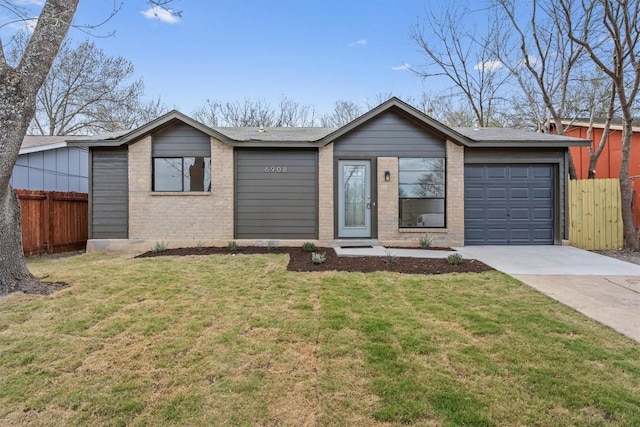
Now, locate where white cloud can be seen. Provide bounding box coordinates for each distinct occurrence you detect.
[391,63,411,71]
[141,6,181,24]
[8,18,38,33]
[474,59,503,72]
[349,39,367,47]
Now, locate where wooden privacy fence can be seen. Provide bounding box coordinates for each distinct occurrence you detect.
[569,179,623,250]
[16,190,88,257]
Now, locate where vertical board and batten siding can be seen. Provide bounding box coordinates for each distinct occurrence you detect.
[464,148,567,244]
[90,147,128,239]
[11,147,89,192]
[332,110,447,157]
[235,149,318,239]
[152,122,211,157]
[569,179,623,250]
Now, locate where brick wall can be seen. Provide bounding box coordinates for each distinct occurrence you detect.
[128,136,234,241]
[376,141,465,247]
[318,144,334,239]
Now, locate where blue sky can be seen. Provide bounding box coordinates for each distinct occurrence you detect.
[4,0,460,115]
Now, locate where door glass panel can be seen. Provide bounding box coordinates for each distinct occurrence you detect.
[343,165,365,228]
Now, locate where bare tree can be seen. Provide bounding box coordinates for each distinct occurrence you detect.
[0,0,177,296]
[490,0,598,178]
[193,97,318,127]
[274,96,318,127]
[8,34,157,135]
[559,0,640,250]
[320,100,362,127]
[410,1,509,127]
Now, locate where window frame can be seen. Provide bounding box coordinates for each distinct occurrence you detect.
[398,157,446,229]
[152,156,211,193]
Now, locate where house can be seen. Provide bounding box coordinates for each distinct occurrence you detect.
[564,119,640,227]
[12,132,126,192]
[70,98,588,251]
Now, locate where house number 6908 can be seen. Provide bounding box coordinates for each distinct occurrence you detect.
[264,166,287,173]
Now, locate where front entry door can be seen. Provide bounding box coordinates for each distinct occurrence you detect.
[338,160,371,238]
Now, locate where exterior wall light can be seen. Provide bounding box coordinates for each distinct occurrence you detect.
[384,171,391,182]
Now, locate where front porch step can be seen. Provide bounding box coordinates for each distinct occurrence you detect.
[329,239,382,248]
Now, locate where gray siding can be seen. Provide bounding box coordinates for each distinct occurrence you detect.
[333,110,446,157]
[91,148,128,239]
[152,122,211,157]
[11,147,88,192]
[464,148,567,243]
[235,149,317,239]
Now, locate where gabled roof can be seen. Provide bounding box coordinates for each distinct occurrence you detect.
[65,97,589,149]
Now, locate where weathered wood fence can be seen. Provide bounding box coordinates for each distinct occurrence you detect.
[16,190,88,256]
[568,179,623,250]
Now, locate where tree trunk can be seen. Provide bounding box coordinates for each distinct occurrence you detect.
[0,0,79,296]
[0,184,36,295]
[619,121,640,250]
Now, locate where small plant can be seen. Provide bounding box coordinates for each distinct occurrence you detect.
[266,240,277,250]
[311,252,326,265]
[227,240,239,252]
[418,233,434,249]
[447,253,464,265]
[152,241,167,253]
[384,249,397,265]
[302,241,317,252]
[196,241,204,252]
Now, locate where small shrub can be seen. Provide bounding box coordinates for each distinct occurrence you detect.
[196,241,204,252]
[311,252,326,265]
[267,240,278,250]
[418,233,434,249]
[447,253,463,265]
[227,241,239,252]
[152,241,167,253]
[384,249,396,265]
[302,242,317,252]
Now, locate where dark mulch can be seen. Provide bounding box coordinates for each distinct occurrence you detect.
[20,280,69,296]
[136,246,494,275]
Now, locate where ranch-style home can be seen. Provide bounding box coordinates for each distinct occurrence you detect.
[69,98,588,251]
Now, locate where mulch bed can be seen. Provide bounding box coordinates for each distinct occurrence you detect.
[136,246,494,275]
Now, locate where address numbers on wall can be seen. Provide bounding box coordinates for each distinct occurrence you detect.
[264,166,287,173]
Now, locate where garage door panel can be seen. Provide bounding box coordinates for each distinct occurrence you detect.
[487,167,508,178]
[533,207,553,220]
[509,166,531,178]
[486,188,507,200]
[464,164,554,245]
[510,187,530,199]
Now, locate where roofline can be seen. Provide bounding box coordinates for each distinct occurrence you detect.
[462,140,591,148]
[19,141,69,154]
[318,97,472,146]
[560,119,640,133]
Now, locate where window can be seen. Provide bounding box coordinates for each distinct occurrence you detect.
[399,158,445,228]
[153,157,211,192]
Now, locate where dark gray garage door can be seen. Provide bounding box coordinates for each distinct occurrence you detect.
[235,149,317,239]
[464,164,554,245]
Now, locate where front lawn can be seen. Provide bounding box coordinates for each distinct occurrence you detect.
[0,252,638,426]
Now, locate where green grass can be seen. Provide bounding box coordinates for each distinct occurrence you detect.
[0,252,638,426]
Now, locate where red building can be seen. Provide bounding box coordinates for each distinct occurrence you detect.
[565,120,640,227]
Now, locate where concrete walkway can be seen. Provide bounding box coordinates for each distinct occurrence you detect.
[455,246,640,343]
[334,245,640,343]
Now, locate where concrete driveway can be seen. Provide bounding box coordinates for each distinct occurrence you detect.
[455,246,640,343]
